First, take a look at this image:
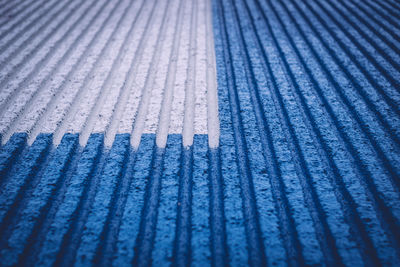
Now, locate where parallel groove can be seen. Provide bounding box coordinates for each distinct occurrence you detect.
[208,148,227,266]
[237,0,342,264]
[20,135,81,265]
[181,0,198,148]
[0,135,53,263]
[225,0,308,265]
[205,0,226,262]
[307,0,400,117]
[133,147,165,267]
[150,135,181,265]
[0,0,30,27]
[367,0,400,20]
[155,0,186,148]
[0,0,104,140]
[130,0,171,149]
[190,135,212,265]
[54,135,107,267]
[313,0,400,101]
[172,147,194,267]
[213,0,400,264]
[326,0,400,71]
[9,134,79,266]
[93,146,136,267]
[286,0,400,193]
[252,0,384,263]
[379,0,400,14]
[113,135,155,266]
[132,1,184,266]
[0,0,96,136]
[51,0,140,145]
[0,133,26,181]
[359,0,400,32]
[294,0,396,209]
[71,137,130,266]
[0,135,52,226]
[0,0,46,38]
[32,0,128,143]
[0,0,21,17]
[105,0,161,147]
[79,0,155,145]
[0,0,68,71]
[170,2,198,264]
[346,0,400,44]
[39,134,105,267]
[212,2,250,264]
[0,0,59,78]
[215,0,268,265]
[0,0,399,266]
[273,0,400,260]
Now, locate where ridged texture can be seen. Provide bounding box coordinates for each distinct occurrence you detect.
[213,0,400,265]
[0,0,219,148]
[0,0,400,266]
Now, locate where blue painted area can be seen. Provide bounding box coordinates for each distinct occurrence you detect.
[172,144,193,267]
[37,133,104,267]
[0,133,78,266]
[133,145,165,267]
[74,133,130,266]
[212,1,249,264]
[0,134,52,244]
[152,134,181,266]
[212,0,400,265]
[208,146,227,266]
[1,0,400,265]
[0,133,27,181]
[191,134,211,266]
[112,134,154,266]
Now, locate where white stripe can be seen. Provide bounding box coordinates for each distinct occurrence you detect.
[0,0,220,148]
[182,0,198,148]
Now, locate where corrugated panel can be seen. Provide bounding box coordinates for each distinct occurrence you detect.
[213,0,400,265]
[0,0,219,148]
[0,0,400,266]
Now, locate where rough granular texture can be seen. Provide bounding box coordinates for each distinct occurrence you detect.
[0,0,399,266]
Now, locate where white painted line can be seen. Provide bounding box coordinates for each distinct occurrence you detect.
[51,0,140,145]
[182,0,198,148]
[0,0,220,148]
[130,0,171,149]
[155,0,186,148]
[205,0,220,148]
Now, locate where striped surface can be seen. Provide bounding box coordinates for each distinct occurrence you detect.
[0,0,219,148]
[1,0,400,266]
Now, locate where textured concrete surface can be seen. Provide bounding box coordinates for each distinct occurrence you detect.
[0,0,219,148]
[0,0,400,266]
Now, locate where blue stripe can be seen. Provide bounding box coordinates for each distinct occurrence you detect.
[0,133,27,181]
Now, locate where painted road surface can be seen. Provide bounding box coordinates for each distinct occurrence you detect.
[0,0,399,266]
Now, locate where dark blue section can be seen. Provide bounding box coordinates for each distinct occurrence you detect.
[151,134,181,265]
[0,134,53,265]
[13,133,79,266]
[0,133,27,182]
[74,133,130,266]
[172,145,193,267]
[41,133,104,267]
[113,134,155,266]
[191,134,212,265]
[133,145,165,267]
[216,4,267,267]
[212,0,400,265]
[208,147,228,267]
